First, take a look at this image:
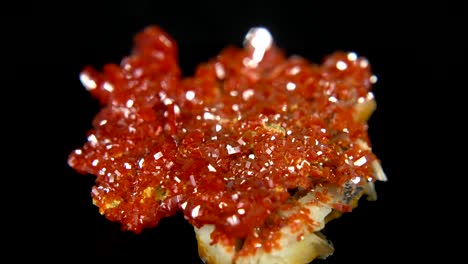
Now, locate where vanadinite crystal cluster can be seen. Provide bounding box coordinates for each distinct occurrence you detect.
[68,25,384,253]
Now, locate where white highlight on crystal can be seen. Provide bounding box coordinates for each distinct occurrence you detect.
[103,82,114,92]
[286,82,296,91]
[351,176,361,184]
[242,89,255,100]
[336,60,348,70]
[360,59,369,68]
[208,164,217,172]
[185,90,195,101]
[191,205,200,218]
[154,151,163,160]
[80,72,97,90]
[163,98,173,105]
[227,214,240,225]
[87,134,98,146]
[244,27,273,67]
[203,112,215,120]
[347,52,357,61]
[226,144,241,155]
[353,156,367,167]
[190,175,196,186]
[214,63,225,79]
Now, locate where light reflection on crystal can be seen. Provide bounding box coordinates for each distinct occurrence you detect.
[226,144,241,155]
[80,72,97,90]
[191,205,200,218]
[244,27,272,67]
[227,214,240,225]
[165,161,174,169]
[288,66,301,75]
[208,164,217,172]
[185,90,195,100]
[336,60,348,71]
[296,160,310,170]
[360,59,369,68]
[88,134,98,146]
[214,63,225,79]
[353,156,367,167]
[203,112,215,120]
[286,82,296,91]
[268,178,274,187]
[91,186,99,196]
[153,151,163,160]
[133,68,143,78]
[347,52,357,61]
[126,99,134,108]
[103,82,114,92]
[174,105,181,115]
[242,89,255,100]
[158,34,172,48]
[351,176,361,184]
[163,98,173,105]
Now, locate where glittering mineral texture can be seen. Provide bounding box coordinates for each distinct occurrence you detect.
[68,25,383,254]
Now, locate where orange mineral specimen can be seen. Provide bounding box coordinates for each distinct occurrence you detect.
[68,25,384,255]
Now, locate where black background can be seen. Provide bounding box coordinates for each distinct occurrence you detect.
[13,0,453,263]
